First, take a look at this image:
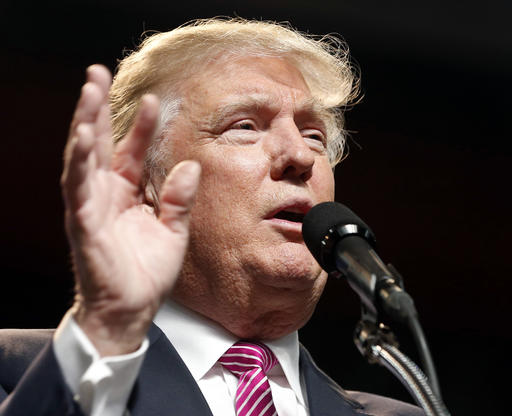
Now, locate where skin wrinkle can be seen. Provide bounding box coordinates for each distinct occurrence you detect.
[143,55,339,191]
[110,20,357,177]
[159,56,335,340]
[204,95,329,139]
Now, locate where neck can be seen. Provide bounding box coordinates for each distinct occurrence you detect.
[171,283,321,340]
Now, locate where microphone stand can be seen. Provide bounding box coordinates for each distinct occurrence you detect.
[348,265,451,416]
[301,201,452,415]
[354,318,450,416]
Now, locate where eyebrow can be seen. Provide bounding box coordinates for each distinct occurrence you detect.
[207,94,329,131]
[293,97,331,127]
[207,95,275,130]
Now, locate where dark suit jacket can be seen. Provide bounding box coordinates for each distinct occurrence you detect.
[0,324,423,416]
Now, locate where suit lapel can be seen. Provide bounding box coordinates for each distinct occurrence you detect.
[300,345,370,416]
[128,323,214,416]
[127,325,367,416]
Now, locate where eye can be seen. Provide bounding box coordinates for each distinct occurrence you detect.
[302,129,326,146]
[307,133,323,142]
[230,120,256,131]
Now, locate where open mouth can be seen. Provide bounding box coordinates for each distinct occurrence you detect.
[265,199,312,229]
[273,210,305,223]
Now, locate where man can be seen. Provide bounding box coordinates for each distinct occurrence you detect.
[0,18,423,415]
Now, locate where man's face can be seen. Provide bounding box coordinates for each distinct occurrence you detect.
[162,56,335,337]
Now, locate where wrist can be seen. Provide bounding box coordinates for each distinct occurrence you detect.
[71,301,153,357]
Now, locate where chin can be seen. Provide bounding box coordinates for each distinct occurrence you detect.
[277,242,322,277]
[245,244,325,290]
[233,284,325,340]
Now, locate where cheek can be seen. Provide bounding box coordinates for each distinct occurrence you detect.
[312,165,335,200]
[190,154,262,232]
[196,147,267,198]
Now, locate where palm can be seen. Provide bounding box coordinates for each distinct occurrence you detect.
[61,65,199,354]
[74,172,184,310]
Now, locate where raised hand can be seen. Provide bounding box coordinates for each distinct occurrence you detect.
[61,65,200,356]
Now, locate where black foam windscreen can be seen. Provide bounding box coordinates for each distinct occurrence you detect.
[302,202,373,270]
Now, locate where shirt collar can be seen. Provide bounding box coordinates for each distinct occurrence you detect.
[154,300,236,381]
[154,300,306,406]
[265,330,305,406]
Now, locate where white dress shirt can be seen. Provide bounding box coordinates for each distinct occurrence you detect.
[53,301,309,416]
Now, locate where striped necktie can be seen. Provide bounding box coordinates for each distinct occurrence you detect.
[219,341,278,416]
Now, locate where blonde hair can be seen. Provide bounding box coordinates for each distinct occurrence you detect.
[110,17,360,184]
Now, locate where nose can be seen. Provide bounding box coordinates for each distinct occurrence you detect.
[268,121,315,182]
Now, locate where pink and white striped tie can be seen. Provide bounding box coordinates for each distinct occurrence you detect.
[219,341,278,416]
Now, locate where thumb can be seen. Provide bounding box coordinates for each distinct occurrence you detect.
[158,160,201,234]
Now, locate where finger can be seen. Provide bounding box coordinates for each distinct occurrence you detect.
[85,65,113,169]
[68,81,107,139]
[61,123,97,211]
[93,98,113,169]
[84,64,112,145]
[68,65,111,137]
[86,64,112,95]
[111,94,160,187]
[62,79,109,206]
[159,161,201,235]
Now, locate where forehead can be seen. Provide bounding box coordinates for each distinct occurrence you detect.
[180,56,318,115]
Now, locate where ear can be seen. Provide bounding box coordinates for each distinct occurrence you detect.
[144,178,161,216]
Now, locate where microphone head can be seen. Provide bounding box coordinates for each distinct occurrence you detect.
[302,202,376,271]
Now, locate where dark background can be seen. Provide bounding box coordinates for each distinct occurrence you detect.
[1,0,510,414]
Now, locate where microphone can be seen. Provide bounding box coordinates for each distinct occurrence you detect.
[302,201,416,322]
